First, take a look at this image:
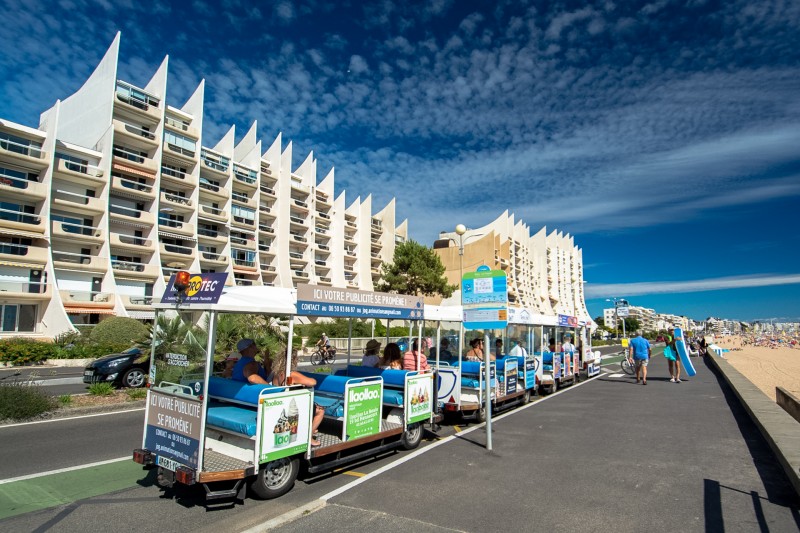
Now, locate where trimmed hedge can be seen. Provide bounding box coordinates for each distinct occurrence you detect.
[89,317,149,346]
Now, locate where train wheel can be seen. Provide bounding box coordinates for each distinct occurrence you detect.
[249,457,299,499]
[401,423,423,450]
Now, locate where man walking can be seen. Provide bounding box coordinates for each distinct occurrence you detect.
[629,333,651,385]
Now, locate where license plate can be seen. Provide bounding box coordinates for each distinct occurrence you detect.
[157,456,180,472]
[84,370,94,376]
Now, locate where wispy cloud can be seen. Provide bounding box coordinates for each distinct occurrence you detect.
[586,274,800,299]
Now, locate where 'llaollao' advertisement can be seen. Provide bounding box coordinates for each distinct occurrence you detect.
[344,382,383,441]
[258,390,312,463]
[405,374,432,424]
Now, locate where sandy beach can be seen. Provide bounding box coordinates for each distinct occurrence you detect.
[712,335,800,401]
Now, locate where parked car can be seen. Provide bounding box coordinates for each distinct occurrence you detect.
[83,347,149,388]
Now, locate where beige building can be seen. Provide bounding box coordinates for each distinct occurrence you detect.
[433,211,591,322]
[0,34,407,339]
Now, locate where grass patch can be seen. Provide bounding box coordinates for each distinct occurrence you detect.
[58,394,73,406]
[0,383,56,421]
[125,388,147,401]
[88,382,115,396]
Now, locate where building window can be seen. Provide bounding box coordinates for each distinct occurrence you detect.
[1,304,36,332]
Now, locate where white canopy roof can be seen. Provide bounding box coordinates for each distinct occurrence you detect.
[153,286,297,314]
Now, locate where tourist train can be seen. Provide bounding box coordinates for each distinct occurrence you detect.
[133,273,600,500]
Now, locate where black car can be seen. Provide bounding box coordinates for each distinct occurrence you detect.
[83,347,149,388]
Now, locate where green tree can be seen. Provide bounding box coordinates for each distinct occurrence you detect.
[623,318,641,333]
[375,240,457,298]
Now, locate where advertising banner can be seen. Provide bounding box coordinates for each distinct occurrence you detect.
[296,284,424,320]
[145,391,203,470]
[161,272,228,305]
[553,353,561,379]
[558,314,579,327]
[344,381,383,441]
[564,353,572,378]
[258,390,312,463]
[405,374,433,424]
[504,358,518,396]
[525,358,538,390]
[436,368,460,406]
[462,266,508,330]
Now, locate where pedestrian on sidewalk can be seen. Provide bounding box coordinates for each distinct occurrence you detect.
[629,334,651,385]
[664,327,682,383]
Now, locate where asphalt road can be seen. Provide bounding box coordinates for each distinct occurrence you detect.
[0,409,145,479]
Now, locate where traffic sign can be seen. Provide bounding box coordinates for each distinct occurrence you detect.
[616,306,630,317]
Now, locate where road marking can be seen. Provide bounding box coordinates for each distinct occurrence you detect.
[0,408,145,429]
[0,456,130,485]
[341,471,366,478]
[453,425,462,433]
[608,373,626,378]
[318,373,600,502]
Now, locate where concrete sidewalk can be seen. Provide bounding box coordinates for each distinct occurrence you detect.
[267,355,799,532]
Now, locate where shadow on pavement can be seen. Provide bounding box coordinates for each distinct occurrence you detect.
[702,356,800,528]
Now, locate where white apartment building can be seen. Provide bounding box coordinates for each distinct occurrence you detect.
[434,211,592,322]
[603,305,656,332]
[0,34,407,339]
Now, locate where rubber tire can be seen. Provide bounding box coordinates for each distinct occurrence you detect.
[249,457,299,500]
[551,379,558,394]
[401,423,423,450]
[310,351,322,366]
[621,358,635,376]
[473,406,486,423]
[122,367,146,388]
[522,389,531,404]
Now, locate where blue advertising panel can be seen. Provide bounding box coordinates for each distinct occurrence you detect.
[525,358,538,389]
[558,314,578,327]
[161,272,228,305]
[463,266,508,330]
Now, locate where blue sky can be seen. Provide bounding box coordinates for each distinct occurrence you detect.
[1,0,799,323]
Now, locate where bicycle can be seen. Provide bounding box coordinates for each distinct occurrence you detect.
[619,350,635,375]
[310,346,336,365]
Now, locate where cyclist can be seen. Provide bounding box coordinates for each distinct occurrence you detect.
[316,332,331,358]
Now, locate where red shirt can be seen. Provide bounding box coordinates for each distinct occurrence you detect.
[402,350,430,371]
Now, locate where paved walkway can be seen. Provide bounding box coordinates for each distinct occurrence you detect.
[269,354,800,532]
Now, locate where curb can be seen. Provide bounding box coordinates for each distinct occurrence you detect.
[707,354,800,498]
[0,400,146,426]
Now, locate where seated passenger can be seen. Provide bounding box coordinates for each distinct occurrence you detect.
[231,339,273,384]
[221,351,240,378]
[380,343,403,369]
[438,338,454,360]
[361,339,382,368]
[403,339,430,371]
[509,339,528,357]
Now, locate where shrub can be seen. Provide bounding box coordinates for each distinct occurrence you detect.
[89,317,149,346]
[0,383,56,420]
[126,388,147,401]
[88,382,115,396]
[0,338,58,365]
[51,342,131,359]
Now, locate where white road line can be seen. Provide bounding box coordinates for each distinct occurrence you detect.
[0,456,130,485]
[607,373,626,378]
[318,373,600,502]
[0,408,145,429]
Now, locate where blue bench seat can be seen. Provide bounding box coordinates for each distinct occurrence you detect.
[206,402,258,437]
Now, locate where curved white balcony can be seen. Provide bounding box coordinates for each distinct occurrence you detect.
[0,137,48,169]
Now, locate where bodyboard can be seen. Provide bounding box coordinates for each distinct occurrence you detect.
[673,328,697,377]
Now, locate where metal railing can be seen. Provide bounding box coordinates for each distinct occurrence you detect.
[52,250,95,264]
[112,260,146,272]
[53,220,102,237]
[0,280,47,294]
[162,242,195,255]
[115,234,150,246]
[260,185,276,195]
[165,143,196,158]
[290,216,306,225]
[0,137,44,159]
[199,180,222,193]
[198,227,224,238]
[59,158,103,177]
[201,251,225,261]
[201,155,229,173]
[61,290,110,303]
[162,166,189,180]
[117,175,154,193]
[232,257,255,267]
[165,116,190,131]
[119,122,156,140]
[293,199,308,208]
[233,167,257,184]
[0,206,40,224]
[53,189,95,205]
[0,242,29,255]
[163,192,192,206]
[0,171,36,190]
[113,145,147,164]
[199,204,225,217]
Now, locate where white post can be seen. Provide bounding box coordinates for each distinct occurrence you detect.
[484,331,492,451]
[347,318,353,367]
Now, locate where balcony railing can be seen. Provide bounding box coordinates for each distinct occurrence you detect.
[0,280,48,294]
[289,252,304,259]
[128,296,153,306]
[52,250,96,265]
[117,176,154,194]
[293,199,308,208]
[165,143,196,158]
[117,121,156,141]
[293,270,309,278]
[232,216,255,226]
[0,207,40,225]
[201,251,225,262]
[161,166,190,180]
[260,225,274,234]
[163,192,192,206]
[290,233,307,243]
[233,258,256,268]
[61,290,111,303]
[113,145,147,164]
[52,189,97,206]
[198,227,225,239]
[315,227,328,235]
[316,243,330,252]
[165,116,189,131]
[233,166,257,184]
[162,242,195,255]
[0,170,38,191]
[0,242,29,256]
[199,205,226,219]
[0,137,44,159]
[318,212,331,220]
[199,181,223,194]
[115,234,151,247]
[201,152,229,173]
[290,216,306,225]
[258,243,272,252]
[112,260,146,272]
[315,259,327,266]
[230,235,253,245]
[57,158,103,177]
[116,81,160,109]
[260,185,276,195]
[52,220,103,238]
[110,204,147,219]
